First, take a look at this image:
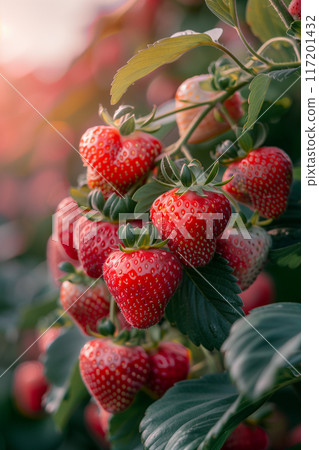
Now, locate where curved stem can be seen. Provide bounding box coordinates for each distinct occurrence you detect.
[258,37,301,62]
[268,0,292,29]
[229,0,271,66]
[109,296,116,323]
[217,102,238,134]
[211,41,255,75]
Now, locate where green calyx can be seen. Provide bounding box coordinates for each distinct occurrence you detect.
[155,156,233,196]
[87,191,136,223]
[99,104,161,136]
[58,262,95,285]
[118,223,168,253]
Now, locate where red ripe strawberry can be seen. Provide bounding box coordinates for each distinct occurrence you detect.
[60,280,110,335]
[54,196,84,260]
[147,342,190,397]
[38,327,62,354]
[223,147,293,219]
[13,361,49,417]
[46,235,80,287]
[222,423,269,450]
[240,272,275,314]
[151,188,231,267]
[103,249,182,328]
[79,126,162,197]
[84,402,110,448]
[79,339,150,413]
[78,218,120,279]
[288,0,301,19]
[176,74,243,143]
[216,226,271,290]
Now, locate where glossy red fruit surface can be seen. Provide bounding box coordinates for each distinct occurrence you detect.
[79,339,150,413]
[223,147,293,219]
[103,249,182,328]
[216,226,271,291]
[79,126,162,197]
[60,281,110,335]
[151,188,231,267]
[240,272,275,314]
[222,423,269,450]
[147,342,190,396]
[54,196,83,260]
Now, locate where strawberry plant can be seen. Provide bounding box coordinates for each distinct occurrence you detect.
[13,0,301,448]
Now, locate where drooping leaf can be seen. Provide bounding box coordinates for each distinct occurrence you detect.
[109,391,154,450]
[269,242,301,269]
[222,303,301,399]
[166,254,243,350]
[205,0,234,26]
[45,362,89,430]
[141,373,268,450]
[111,31,222,104]
[244,74,271,131]
[133,181,171,214]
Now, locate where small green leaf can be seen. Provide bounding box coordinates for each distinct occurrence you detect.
[166,254,243,350]
[109,391,153,450]
[268,67,301,82]
[133,181,171,214]
[204,161,219,185]
[69,185,91,208]
[269,242,301,269]
[287,20,301,39]
[222,303,301,399]
[119,115,136,136]
[205,0,234,26]
[113,105,134,120]
[244,74,271,131]
[236,128,253,152]
[246,0,289,43]
[111,32,218,104]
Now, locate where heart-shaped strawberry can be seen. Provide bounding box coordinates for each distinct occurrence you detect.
[222,147,293,219]
[176,74,243,144]
[79,126,162,197]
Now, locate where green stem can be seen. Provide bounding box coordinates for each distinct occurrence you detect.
[257,37,301,62]
[217,102,238,134]
[229,0,271,66]
[211,41,255,75]
[110,297,116,323]
[268,0,292,29]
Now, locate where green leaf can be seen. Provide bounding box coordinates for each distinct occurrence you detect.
[44,326,89,387]
[287,20,301,40]
[109,391,153,450]
[141,373,268,450]
[222,303,301,399]
[70,185,91,208]
[46,362,89,430]
[244,74,271,131]
[268,67,301,82]
[111,32,220,104]
[166,254,243,350]
[133,181,170,214]
[246,0,289,43]
[269,242,301,269]
[205,0,234,26]
[236,128,253,152]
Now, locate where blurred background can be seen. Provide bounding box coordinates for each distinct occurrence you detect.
[0,0,300,448]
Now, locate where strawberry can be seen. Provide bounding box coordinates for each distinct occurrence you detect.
[240,272,275,314]
[79,339,150,413]
[79,126,162,197]
[288,0,301,19]
[60,280,110,335]
[147,342,190,397]
[216,225,271,291]
[222,147,293,219]
[46,235,80,287]
[151,188,231,267]
[79,219,120,279]
[222,423,269,450]
[175,74,243,144]
[13,361,49,417]
[84,401,111,448]
[38,327,62,354]
[54,196,84,260]
[103,248,182,328]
